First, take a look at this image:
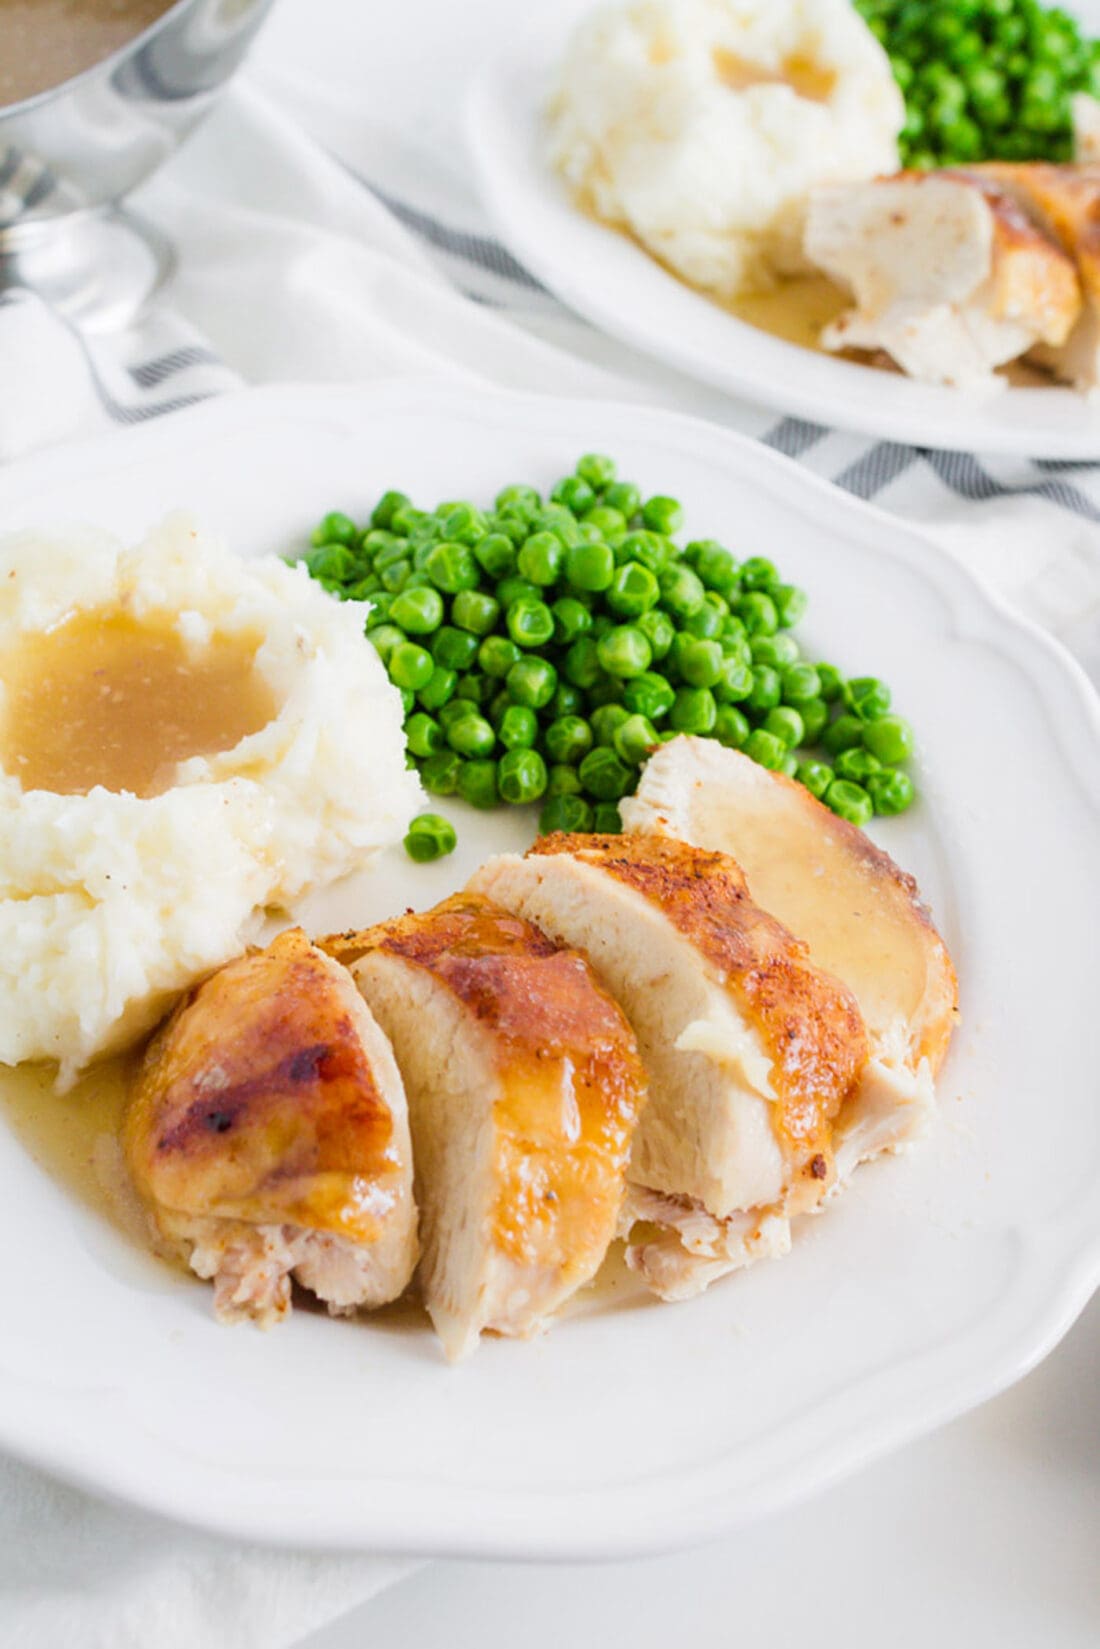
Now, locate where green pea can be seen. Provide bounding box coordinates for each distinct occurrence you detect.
[551,475,595,515]
[495,483,541,518]
[583,504,627,540]
[417,664,458,712]
[420,749,461,796]
[438,698,480,733]
[403,812,457,863]
[506,656,558,710]
[487,688,513,730]
[597,625,652,679]
[431,625,480,673]
[816,661,845,702]
[548,682,585,720]
[366,622,406,666]
[743,728,786,771]
[690,540,740,595]
[445,713,495,759]
[425,541,479,594]
[591,703,631,747]
[746,665,782,714]
[454,673,491,707]
[539,793,594,835]
[399,688,416,717]
[477,635,521,679]
[740,556,780,592]
[371,491,411,531]
[614,713,660,765]
[578,747,633,802]
[499,705,539,750]
[311,511,358,548]
[390,504,428,537]
[764,706,805,748]
[822,713,865,755]
[607,561,660,618]
[834,748,883,784]
[675,636,724,689]
[796,759,834,800]
[405,713,443,759]
[658,564,706,621]
[588,675,624,709]
[623,671,676,721]
[641,494,683,535]
[682,604,725,641]
[565,540,615,593]
[603,480,641,518]
[637,608,676,661]
[507,598,555,650]
[547,763,584,799]
[378,557,412,594]
[495,747,547,805]
[781,661,822,705]
[751,633,800,668]
[563,636,603,689]
[551,597,593,645]
[473,532,517,579]
[863,714,915,765]
[517,531,565,587]
[576,452,617,489]
[617,531,670,575]
[389,585,444,635]
[737,592,779,637]
[456,759,498,810]
[531,506,583,548]
[714,706,750,748]
[773,584,808,629]
[714,656,753,704]
[669,686,717,735]
[450,589,500,636]
[545,716,594,764]
[799,697,829,744]
[867,768,916,816]
[826,778,873,827]
[389,641,434,692]
[845,676,893,720]
[593,802,623,834]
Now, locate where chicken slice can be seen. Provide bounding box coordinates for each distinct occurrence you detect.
[962,162,1100,391]
[471,833,867,1299]
[805,171,1081,386]
[124,927,417,1326]
[322,894,646,1361]
[622,737,958,1180]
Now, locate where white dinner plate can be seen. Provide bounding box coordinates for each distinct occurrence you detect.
[466,8,1100,458]
[0,379,1097,1555]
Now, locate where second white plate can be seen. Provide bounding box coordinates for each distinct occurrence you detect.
[467,15,1100,458]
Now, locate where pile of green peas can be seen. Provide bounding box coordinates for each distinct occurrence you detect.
[297,455,917,861]
[855,0,1100,166]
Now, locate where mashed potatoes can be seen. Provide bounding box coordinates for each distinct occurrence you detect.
[0,516,422,1082]
[549,0,904,297]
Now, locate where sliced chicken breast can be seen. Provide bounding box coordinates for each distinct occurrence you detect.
[964,162,1100,391]
[322,894,646,1361]
[805,170,1081,386]
[622,737,958,1179]
[124,927,417,1326]
[472,833,867,1299]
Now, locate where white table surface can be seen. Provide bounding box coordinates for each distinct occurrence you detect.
[245,4,1100,1640]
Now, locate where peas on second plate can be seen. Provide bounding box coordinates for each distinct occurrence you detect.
[565,539,615,593]
[551,597,592,645]
[674,635,723,689]
[597,624,652,679]
[498,747,549,805]
[517,530,565,587]
[477,634,521,679]
[606,561,659,619]
[425,540,479,594]
[451,589,500,636]
[637,608,675,661]
[506,655,558,709]
[507,597,555,650]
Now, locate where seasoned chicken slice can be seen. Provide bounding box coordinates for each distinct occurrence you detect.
[124,928,417,1326]
[622,737,958,1179]
[965,162,1100,391]
[805,171,1081,386]
[472,833,867,1300]
[322,895,645,1361]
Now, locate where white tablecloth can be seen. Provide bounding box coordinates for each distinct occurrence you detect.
[0,1,1097,1644]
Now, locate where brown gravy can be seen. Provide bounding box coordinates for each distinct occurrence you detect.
[0,606,277,797]
[0,0,175,108]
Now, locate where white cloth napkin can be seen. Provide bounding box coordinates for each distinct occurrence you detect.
[0,1,1098,1644]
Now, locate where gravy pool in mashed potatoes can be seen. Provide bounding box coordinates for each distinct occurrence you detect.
[0,516,422,1083]
[549,0,904,299]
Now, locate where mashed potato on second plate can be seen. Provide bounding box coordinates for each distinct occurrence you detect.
[0,517,422,1082]
[549,0,903,298]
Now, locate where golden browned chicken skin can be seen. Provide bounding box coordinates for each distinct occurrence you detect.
[125,927,417,1324]
[323,893,647,1359]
